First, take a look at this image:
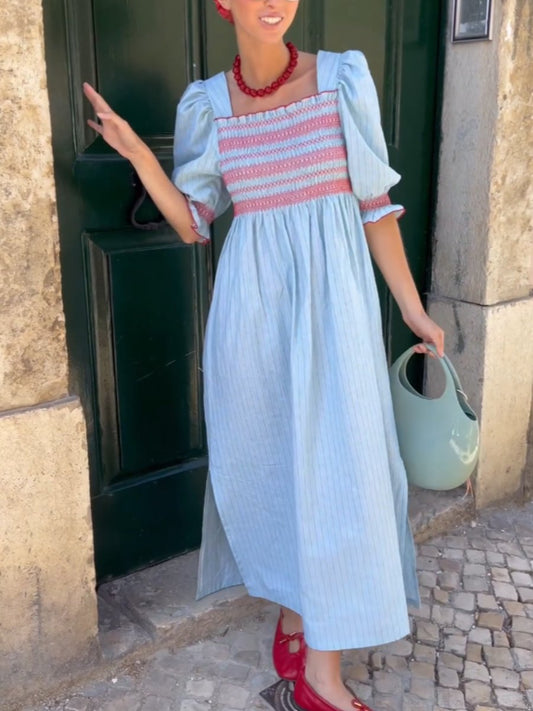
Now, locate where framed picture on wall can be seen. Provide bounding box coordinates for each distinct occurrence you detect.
[452,0,494,42]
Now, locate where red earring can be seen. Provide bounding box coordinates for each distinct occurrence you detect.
[214,0,234,23]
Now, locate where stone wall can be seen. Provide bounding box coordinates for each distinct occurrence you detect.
[429,0,533,507]
[0,0,98,705]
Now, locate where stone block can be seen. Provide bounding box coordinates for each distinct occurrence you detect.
[511,572,533,587]
[464,563,486,577]
[512,616,533,634]
[409,677,435,700]
[413,644,436,664]
[432,40,498,305]
[477,594,499,611]
[486,552,505,566]
[477,612,505,630]
[185,680,215,699]
[374,670,403,694]
[431,605,454,626]
[512,648,533,671]
[464,681,492,706]
[522,671,533,689]
[492,631,510,648]
[427,299,533,508]
[492,582,518,601]
[437,665,459,687]
[498,542,524,556]
[507,556,531,572]
[464,661,490,683]
[490,668,520,690]
[518,588,533,603]
[0,0,70,411]
[455,611,475,632]
[453,592,475,611]
[491,567,511,582]
[0,398,98,706]
[218,684,250,709]
[444,634,467,655]
[494,687,528,709]
[438,571,460,591]
[466,644,483,663]
[502,601,526,617]
[483,646,514,668]
[437,687,466,709]
[464,576,490,593]
[468,627,492,645]
[415,621,440,646]
[466,550,486,564]
[511,632,533,649]
[432,2,533,307]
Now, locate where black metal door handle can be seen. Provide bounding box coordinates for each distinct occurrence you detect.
[129,169,168,231]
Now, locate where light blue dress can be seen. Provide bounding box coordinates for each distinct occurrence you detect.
[172,50,420,651]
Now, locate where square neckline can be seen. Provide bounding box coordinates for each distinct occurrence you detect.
[216,49,338,122]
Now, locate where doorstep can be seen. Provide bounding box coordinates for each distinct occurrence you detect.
[97,485,474,663]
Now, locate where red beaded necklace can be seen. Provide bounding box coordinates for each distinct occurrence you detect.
[233,42,299,98]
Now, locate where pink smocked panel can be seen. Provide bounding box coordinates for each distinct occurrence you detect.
[216,92,353,216]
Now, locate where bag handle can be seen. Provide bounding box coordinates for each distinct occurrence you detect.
[391,344,476,419]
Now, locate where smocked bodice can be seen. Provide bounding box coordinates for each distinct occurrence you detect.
[215,92,352,216]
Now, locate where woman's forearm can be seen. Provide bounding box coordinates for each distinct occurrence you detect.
[363,214,424,320]
[128,142,199,244]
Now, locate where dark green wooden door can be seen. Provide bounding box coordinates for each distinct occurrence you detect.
[43,0,442,582]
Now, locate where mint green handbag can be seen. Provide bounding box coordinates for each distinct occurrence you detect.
[389,345,480,491]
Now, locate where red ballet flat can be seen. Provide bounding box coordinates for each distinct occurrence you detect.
[272,609,306,681]
[294,667,373,711]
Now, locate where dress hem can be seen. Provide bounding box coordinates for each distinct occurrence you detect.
[198,579,414,652]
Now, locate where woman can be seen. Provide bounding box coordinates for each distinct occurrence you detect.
[84,1,444,709]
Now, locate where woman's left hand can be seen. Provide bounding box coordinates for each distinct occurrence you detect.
[402,308,445,358]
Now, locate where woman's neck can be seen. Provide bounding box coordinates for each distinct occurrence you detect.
[235,38,290,89]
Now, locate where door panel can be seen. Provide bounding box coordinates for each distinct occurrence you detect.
[92,1,189,138]
[86,231,204,482]
[43,0,442,581]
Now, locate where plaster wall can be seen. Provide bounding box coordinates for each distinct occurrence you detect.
[430,0,533,507]
[0,1,71,411]
[0,0,98,703]
[0,400,99,705]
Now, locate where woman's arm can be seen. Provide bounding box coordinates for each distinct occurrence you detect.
[364,213,445,356]
[83,83,198,244]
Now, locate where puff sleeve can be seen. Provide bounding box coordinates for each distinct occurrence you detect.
[338,50,405,224]
[172,81,231,243]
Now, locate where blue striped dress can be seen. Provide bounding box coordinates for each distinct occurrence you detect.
[172,50,420,651]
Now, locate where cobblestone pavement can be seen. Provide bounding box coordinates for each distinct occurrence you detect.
[29,500,533,711]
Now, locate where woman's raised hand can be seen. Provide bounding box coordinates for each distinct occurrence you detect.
[83,82,143,160]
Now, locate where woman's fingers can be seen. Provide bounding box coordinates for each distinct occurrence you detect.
[413,331,445,359]
[83,82,113,113]
[87,118,103,135]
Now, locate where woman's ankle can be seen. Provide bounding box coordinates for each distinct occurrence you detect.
[305,648,343,688]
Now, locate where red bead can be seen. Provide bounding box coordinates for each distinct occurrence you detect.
[232,42,299,98]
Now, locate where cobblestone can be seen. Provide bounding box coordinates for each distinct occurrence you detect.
[28,500,533,711]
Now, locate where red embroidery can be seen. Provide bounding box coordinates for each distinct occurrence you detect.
[184,199,214,244]
[216,94,338,126]
[192,200,215,225]
[234,179,352,215]
[220,134,345,169]
[232,167,349,197]
[359,194,392,211]
[218,112,342,153]
[222,145,348,185]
